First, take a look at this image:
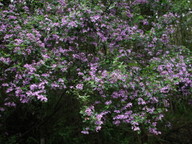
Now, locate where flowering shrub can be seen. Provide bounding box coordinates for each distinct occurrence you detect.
[0,0,191,138]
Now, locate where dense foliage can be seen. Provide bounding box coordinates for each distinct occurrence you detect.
[0,0,191,143]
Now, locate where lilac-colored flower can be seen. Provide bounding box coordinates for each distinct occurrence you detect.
[142,19,149,25]
[90,15,100,22]
[95,120,103,125]
[105,100,112,105]
[0,107,5,112]
[146,107,155,114]
[2,83,9,87]
[81,130,89,134]
[114,110,121,113]
[78,72,84,76]
[123,103,133,109]
[42,54,50,59]
[95,126,101,132]
[58,78,64,83]
[138,98,146,105]
[4,102,16,107]
[30,84,37,90]
[68,21,77,28]
[150,97,158,103]
[149,128,161,135]
[85,107,93,116]
[132,126,140,131]
[4,34,13,39]
[51,83,60,88]
[160,86,169,93]
[41,73,50,77]
[24,64,36,72]
[113,120,120,125]
[156,114,164,120]
[76,84,84,90]
[9,16,17,19]
[161,34,169,43]
[96,114,103,120]
[6,87,13,93]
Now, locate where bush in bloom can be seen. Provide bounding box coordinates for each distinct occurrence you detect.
[0,0,191,137]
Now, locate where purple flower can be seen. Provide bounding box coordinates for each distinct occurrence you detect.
[113,120,120,125]
[149,128,161,135]
[142,19,149,25]
[85,107,93,116]
[78,72,84,76]
[138,98,146,105]
[6,87,13,93]
[114,110,121,113]
[90,15,100,22]
[0,107,5,112]
[96,114,103,120]
[68,21,77,28]
[4,102,16,107]
[76,84,84,90]
[161,34,169,43]
[51,83,59,88]
[132,126,140,131]
[37,95,48,102]
[24,64,36,72]
[160,86,170,93]
[58,0,66,6]
[95,120,103,125]
[95,126,101,132]
[9,16,17,19]
[105,100,112,105]
[30,84,37,90]
[81,130,89,134]
[2,83,9,87]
